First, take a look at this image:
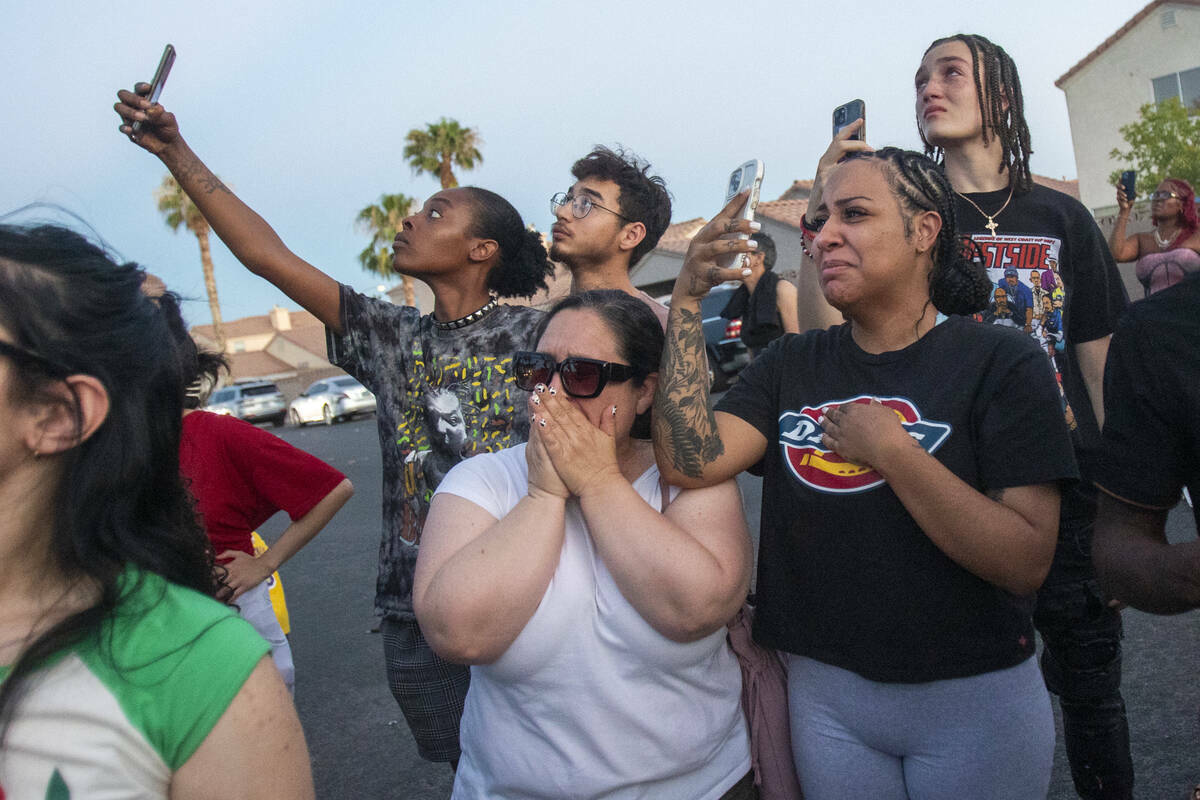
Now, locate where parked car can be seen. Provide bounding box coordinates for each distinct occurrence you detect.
[203,381,288,427]
[289,376,377,426]
[657,283,750,391]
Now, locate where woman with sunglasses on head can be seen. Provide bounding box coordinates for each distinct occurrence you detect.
[414,290,755,799]
[0,223,312,798]
[1110,178,1200,297]
[116,84,554,768]
[655,149,1078,798]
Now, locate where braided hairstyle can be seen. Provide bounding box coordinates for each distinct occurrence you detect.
[846,148,992,315]
[920,34,1033,193]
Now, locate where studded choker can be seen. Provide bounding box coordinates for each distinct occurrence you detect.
[433,298,499,331]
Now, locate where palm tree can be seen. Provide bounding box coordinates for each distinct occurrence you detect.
[156,174,226,352]
[403,118,483,189]
[356,193,418,307]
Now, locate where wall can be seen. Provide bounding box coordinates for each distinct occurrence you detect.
[1060,3,1200,212]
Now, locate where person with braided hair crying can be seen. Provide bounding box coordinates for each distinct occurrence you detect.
[653,147,1076,798]
[799,33,1134,800]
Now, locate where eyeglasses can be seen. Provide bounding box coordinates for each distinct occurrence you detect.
[512,351,637,398]
[1151,191,1181,201]
[550,192,632,222]
[0,339,72,377]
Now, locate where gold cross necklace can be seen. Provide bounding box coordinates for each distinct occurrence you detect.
[957,186,1015,236]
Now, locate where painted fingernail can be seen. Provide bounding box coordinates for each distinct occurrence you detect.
[747,240,758,249]
[817,415,826,425]
[611,405,617,416]
[750,221,762,231]
[536,383,546,393]
[538,418,546,427]
[548,387,557,396]
[532,395,540,405]
[742,268,752,277]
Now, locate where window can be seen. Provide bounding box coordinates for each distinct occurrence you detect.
[1152,66,1200,113]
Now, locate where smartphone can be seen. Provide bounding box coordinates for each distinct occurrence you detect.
[719,159,765,271]
[833,99,866,141]
[131,44,176,133]
[1120,170,1136,202]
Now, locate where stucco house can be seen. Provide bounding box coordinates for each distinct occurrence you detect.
[1056,0,1200,214]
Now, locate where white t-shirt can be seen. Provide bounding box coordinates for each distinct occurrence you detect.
[435,444,750,800]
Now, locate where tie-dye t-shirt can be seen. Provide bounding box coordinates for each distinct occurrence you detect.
[327,286,542,619]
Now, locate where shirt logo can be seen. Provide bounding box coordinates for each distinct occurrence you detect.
[779,396,951,493]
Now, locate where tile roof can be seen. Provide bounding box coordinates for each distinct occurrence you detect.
[777,180,814,201]
[1056,1,1200,87]
[1031,174,1081,200]
[226,351,295,382]
[654,218,707,255]
[757,199,811,228]
[191,308,323,341]
[276,326,330,359]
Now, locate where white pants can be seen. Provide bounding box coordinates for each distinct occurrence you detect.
[238,581,295,694]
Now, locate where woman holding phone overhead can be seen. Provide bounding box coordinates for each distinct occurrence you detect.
[414,290,755,799]
[654,148,1076,798]
[1109,177,1200,296]
[115,82,554,768]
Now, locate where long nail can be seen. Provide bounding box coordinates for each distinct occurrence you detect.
[548,387,557,396]
[750,221,762,231]
[538,418,546,427]
[535,383,546,393]
[532,395,540,405]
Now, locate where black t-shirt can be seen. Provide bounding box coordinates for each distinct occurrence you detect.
[716,317,1078,682]
[956,184,1128,483]
[1095,272,1200,531]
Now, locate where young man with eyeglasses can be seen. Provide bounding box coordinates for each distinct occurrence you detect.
[550,146,673,327]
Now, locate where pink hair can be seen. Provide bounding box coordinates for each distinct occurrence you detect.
[1155,178,1198,248]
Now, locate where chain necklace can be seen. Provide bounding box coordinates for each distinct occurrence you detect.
[432,298,498,331]
[957,186,1015,236]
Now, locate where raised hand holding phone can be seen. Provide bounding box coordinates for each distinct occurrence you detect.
[716,160,764,272]
[130,44,175,134]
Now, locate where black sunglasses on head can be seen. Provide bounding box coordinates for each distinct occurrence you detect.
[512,351,637,399]
[0,339,72,377]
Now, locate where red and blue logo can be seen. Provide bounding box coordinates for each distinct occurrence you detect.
[779,395,951,493]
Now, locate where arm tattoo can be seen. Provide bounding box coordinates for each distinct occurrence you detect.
[175,155,231,196]
[653,304,725,478]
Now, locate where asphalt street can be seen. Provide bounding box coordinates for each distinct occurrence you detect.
[260,415,1199,799]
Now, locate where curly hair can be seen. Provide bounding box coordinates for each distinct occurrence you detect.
[846,148,993,316]
[462,187,555,299]
[570,146,672,266]
[920,34,1033,193]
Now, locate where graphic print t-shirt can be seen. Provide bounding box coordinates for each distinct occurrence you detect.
[716,318,1077,682]
[956,184,1128,476]
[328,286,543,618]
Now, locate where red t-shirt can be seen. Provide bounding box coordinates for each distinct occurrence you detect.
[180,410,346,555]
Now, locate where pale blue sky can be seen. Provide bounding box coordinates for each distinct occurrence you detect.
[3,0,1148,326]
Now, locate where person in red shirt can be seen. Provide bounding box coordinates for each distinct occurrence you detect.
[156,288,353,693]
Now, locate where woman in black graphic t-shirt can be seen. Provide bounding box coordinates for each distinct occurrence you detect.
[654,148,1077,798]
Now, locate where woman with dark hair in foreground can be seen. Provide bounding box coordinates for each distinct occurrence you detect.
[0,223,312,797]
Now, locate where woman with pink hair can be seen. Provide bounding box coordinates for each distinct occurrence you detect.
[1110,177,1200,296]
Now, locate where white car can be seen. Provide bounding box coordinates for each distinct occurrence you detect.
[288,376,376,426]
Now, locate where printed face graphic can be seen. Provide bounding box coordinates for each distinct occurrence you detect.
[427,389,467,453]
